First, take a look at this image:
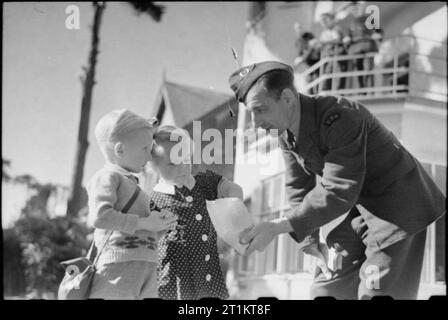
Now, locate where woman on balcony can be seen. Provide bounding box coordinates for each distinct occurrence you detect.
[343,3,382,91]
[318,12,348,92]
[293,23,321,94]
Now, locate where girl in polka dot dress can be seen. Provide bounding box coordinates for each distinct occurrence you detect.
[149,126,243,300]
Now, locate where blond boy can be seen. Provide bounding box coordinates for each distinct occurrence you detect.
[87,109,177,299]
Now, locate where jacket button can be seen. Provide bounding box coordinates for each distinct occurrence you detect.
[202,234,208,242]
[205,254,210,261]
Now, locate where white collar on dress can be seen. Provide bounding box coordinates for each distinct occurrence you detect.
[153,175,196,195]
[153,180,175,194]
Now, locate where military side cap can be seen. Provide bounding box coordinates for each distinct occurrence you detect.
[228,61,294,102]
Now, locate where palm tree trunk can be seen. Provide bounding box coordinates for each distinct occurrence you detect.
[67,2,106,217]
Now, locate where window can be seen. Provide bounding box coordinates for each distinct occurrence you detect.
[433,165,446,282]
[435,215,445,282]
[420,162,446,283]
[283,234,307,273]
[271,174,283,210]
[237,172,316,277]
[239,253,256,274]
[260,237,278,274]
[243,109,252,131]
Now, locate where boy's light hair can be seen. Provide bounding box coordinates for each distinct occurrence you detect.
[95,109,155,159]
[151,125,194,164]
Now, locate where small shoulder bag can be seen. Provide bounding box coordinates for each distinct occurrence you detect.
[57,185,140,300]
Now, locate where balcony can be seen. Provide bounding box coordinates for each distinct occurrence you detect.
[295,35,447,103]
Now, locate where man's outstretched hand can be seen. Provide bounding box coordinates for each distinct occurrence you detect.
[238,222,276,255]
[238,218,294,255]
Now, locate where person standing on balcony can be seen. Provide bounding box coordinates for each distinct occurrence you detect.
[318,12,348,92]
[228,61,446,299]
[342,2,382,91]
[293,23,321,94]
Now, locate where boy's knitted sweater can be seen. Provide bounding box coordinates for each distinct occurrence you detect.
[87,163,158,266]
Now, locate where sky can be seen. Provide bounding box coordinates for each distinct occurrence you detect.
[3,1,249,186]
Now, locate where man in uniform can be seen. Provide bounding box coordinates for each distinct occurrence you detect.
[228,61,445,299]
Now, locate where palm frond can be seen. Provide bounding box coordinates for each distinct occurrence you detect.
[129,1,165,22]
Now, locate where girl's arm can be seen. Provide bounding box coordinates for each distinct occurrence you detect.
[217,177,244,200]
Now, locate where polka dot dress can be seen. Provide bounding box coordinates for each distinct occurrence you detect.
[151,170,229,300]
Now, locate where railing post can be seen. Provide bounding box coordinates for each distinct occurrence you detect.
[408,51,413,97]
[392,40,398,98]
[408,36,416,97]
[318,61,323,94]
[331,55,337,95]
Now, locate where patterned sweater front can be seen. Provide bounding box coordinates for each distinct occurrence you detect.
[87,163,158,266]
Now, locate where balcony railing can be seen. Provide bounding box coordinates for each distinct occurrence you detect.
[296,35,447,102]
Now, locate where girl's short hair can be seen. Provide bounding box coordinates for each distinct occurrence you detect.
[94,109,156,155]
[151,125,194,164]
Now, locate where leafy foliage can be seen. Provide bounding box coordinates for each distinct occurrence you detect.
[3,157,91,297]
[12,215,93,296]
[3,229,27,296]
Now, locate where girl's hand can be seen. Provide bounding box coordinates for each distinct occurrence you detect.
[160,209,178,230]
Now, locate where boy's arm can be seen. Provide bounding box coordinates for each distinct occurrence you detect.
[217,177,244,200]
[87,172,140,234]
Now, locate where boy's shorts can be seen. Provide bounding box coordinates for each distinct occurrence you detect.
[89,261,158,300]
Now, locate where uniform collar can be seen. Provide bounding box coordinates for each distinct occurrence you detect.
[104,162,140,184]
[281,93,319,159]
[288,101,301,143]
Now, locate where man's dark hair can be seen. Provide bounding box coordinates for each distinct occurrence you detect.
[249,69,296,101]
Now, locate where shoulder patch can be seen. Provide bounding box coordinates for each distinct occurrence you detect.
[324,113,340,126]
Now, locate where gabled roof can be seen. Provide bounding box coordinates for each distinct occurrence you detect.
[153,81,234,128]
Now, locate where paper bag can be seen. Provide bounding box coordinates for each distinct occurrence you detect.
[206,198,254,255]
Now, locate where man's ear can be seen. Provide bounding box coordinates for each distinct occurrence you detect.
[280,88,296,106]
[114,142,124,157]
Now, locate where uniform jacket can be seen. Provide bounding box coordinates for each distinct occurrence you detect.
[280,94,445,250]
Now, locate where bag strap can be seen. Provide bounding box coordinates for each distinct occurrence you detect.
[122,184,141,213]
[89,184,141,266]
